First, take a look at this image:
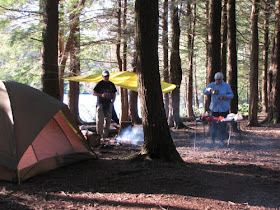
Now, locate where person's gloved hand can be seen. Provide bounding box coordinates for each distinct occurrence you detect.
[206,87,213,92]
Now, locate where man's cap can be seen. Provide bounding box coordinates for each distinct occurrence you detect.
[102,70,110,77]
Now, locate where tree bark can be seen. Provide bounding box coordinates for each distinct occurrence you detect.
[135,0,183,162]
[68,1,81,123]
[271,0,280,123]
[194,63,199,109]
[59,0,86,101]
[221,0,228,81]
[169,0,184,128]
[205,0,221,111]
[129,53,142,124]
[227,0,238,131]
[58,0,65,66]
[204,0,210,112]
[121,0,129,122]
[186,2,196,117]
[41,0,60,100]
[116,0,122,73]
[227,0,238,114]
[129,90,141,124]
[248,0,260,126]
[262,0,270,114]
[162,0,169,116]
[267,35,275,122]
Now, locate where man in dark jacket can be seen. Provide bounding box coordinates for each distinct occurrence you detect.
[93,70,117,138]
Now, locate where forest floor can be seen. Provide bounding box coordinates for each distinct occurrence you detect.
[0,115,280,209]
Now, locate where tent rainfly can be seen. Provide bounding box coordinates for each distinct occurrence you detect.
[0,80,94,182]
[64,71,177,93]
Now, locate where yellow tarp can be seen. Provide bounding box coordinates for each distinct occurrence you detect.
[64,71,177,93]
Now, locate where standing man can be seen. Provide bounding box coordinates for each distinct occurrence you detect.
[93,70,117,139]
[203,72,234,146]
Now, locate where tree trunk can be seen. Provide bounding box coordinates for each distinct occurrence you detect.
[135,0,183,162]
[68,1,81,123]
[206,0,221,111]
[248,0,260,126]
[129,90,142,124]
[129,53,142,124]
[68,37,80,123]
[116,0,122,73]
[169,0,184,129]
[116,0,129,123]
[262,0,271,114]
[185,2,191,117]
[227,0,238,114]
[121,0,129,122]
[194,64,199,109]
[41,0,60,100]
[58,0,65,66]
[221,0,228,81]
[204,0,210,112]
[162,0,169,116]
[271,0,280,123]
[267,34,275,122]
[59,0,86,101]
[227,0,238,131]
[186,2,196,117]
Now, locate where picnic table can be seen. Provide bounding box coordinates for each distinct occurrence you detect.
[194,114,243,149]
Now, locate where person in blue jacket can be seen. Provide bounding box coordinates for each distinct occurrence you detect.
[203,72,234,146]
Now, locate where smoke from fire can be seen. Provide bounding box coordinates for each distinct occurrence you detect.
[116,126,144,146]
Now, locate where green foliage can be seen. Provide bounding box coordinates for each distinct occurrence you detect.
[0,0,41,87]
[0,0,115,92]
[69,41,117,81]
[9,28,30,46]
[193,107,205,117]
[238,103,249,115]
[0,0,277,116]
[0,17,11,28]
[0,0,20,7]
[0,33,41,87]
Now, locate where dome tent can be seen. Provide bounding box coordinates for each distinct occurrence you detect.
[0,80,94,182]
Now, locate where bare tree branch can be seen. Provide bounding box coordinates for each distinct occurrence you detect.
[0,5,41,15]
[80,38,115,46]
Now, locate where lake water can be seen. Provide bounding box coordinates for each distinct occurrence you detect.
[64,94,123,122]
[64,94,144,145]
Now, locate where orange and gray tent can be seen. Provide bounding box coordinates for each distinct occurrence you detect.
[0,80,94,182]
[64,71,177,93]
